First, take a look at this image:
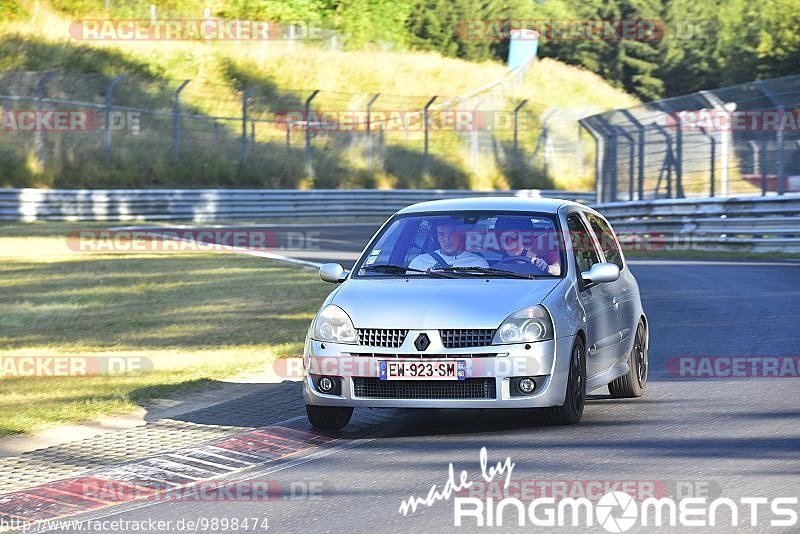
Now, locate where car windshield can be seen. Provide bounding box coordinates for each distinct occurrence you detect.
[355,211,564,279]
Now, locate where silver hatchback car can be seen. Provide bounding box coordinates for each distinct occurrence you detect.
[303,197,648,430]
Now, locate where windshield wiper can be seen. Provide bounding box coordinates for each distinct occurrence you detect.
[361,264,456,278]
[432,266,536,279]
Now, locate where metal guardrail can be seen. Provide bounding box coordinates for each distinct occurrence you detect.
[2,187,797,253]
[0,188,594,222]
[597,194,800,253]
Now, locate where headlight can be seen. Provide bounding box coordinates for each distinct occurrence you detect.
[311,305,357,344]
[493,305,554,344]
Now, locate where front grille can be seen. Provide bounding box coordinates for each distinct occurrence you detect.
[349,353,498,359]
[356,329,408,348]
[439,329,496,348]
[352,378,496,399]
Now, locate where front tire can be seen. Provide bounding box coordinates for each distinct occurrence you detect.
[306,404,353,431]
[608,320,648,398]
[542,336,586,425]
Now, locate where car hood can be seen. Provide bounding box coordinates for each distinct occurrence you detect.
[330,278,563,329]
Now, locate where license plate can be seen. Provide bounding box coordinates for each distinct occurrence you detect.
[379,360,467,381]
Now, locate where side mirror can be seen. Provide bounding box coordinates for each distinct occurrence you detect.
[319,263,348,283]
[581,262,620,285]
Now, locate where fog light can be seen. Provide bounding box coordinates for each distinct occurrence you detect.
[318,376,334,392]
[518,377,536,394]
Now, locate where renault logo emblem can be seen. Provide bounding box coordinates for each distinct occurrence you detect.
[414,333,431,351]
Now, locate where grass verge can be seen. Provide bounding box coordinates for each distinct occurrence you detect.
[0,226,331,437]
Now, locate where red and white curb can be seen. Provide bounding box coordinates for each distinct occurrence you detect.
[0,419,342,530]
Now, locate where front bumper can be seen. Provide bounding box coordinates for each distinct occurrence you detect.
[302,333,576,409]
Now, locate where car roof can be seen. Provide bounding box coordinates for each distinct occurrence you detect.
[397,196,586,215]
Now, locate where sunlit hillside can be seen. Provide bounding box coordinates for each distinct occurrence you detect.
[0,3,637,189]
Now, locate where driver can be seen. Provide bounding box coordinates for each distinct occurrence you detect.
[408,220,488,271]
[492,217,561,276]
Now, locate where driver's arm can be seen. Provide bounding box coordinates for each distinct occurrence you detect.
[408,253,434,271]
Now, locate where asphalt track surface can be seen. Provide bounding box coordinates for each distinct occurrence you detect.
[39,224,800,533]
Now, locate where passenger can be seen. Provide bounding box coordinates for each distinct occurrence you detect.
[492,217,561,276]
[408,220,489,270]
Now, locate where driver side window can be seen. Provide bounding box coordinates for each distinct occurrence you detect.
[567,213,600,273]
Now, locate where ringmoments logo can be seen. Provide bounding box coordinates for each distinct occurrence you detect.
[596,491,638,532]
[398,448,799,530]
[452,490,799,529]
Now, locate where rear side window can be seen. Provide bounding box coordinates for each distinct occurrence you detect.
[586,213,624,269]
[566,214,601,273]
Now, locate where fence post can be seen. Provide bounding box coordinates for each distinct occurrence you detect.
[616,127,635,201]
[103,74,125,162]
[531,128,548,171]
[616,110,646,200]
[378,124,385,168]
[608,132,618,201]
[305,89,320,179]
[591,116,618,202]
[578,117,606,204]
[240,88,253,163]
[35,71,55,168]
[513,99,528,165]
[576,123,584,178]
[759,138,768,196]
[172,79,189,162]
[470,96,486,173]
[695,126,717,197]
[757,81,787,195]
[775,108,786,195]
[423,96,437,177]
[649,123,676,199]
[365,93,380,168]
[674,113,685,198]
[699,91,731,196]
[711,135,716,197]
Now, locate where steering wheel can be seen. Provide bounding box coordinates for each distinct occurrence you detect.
[495,256,548,274]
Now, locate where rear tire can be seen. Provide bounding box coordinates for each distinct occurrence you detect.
[608,320,648,398]
[306,404,353,431]
[542,336,586,425]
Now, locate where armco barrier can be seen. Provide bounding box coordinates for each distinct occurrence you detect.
[1,188,798,253]
[597,194,800,253]
[0,188,593,222]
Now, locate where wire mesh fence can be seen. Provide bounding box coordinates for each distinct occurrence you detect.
[580,74,800,203]
[0,61,591,190]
